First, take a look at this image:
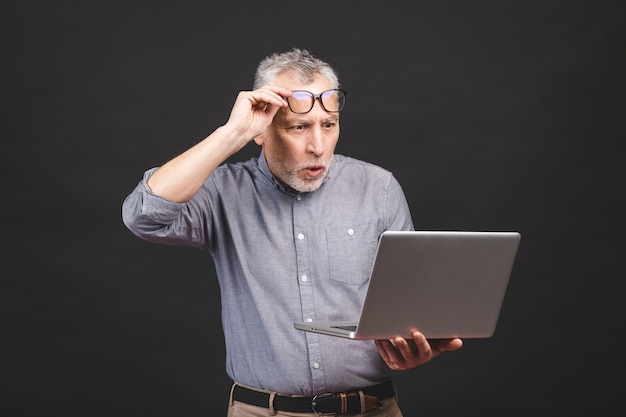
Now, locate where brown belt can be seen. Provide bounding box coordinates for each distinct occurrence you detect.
[231,379,395,415]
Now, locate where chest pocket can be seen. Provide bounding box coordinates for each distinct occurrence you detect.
[325,223,380,286]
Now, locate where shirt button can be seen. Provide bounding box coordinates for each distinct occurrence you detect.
[296,195,302,201]
[347,228,355,235]
[312,361,320,369]
[301,275,308,282]
[297,233,304,240]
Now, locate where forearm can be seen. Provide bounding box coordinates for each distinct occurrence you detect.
[145,86,289,202]
[147,124,247,203]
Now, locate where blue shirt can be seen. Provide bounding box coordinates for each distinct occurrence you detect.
[122,152,414,395]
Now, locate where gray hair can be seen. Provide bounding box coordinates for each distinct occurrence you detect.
[253,48,340,90]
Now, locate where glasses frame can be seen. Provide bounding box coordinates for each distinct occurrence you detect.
[286,89,347,114]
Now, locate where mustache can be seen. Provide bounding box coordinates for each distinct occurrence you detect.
[294,158,327,170]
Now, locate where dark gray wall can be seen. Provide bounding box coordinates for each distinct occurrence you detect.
[2,1,624,416]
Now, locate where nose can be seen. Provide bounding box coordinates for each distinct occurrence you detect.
[306,125,325,156]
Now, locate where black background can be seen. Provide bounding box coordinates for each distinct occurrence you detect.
[2,1,625,416]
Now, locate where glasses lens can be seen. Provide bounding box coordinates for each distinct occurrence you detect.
[321,89,345,112]
[288,91,314,113]
[287,90,346,113]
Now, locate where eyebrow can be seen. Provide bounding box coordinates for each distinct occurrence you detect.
[283,116,339,125]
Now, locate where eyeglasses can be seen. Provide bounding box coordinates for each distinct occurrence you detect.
[286,89,347,114]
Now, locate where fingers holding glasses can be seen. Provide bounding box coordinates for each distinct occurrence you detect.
[225,86,347,137]
[226,87,291,135]
[233,86,346,117]
[245,86,292,110]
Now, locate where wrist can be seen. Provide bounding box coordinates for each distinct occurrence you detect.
[212,124,250,152]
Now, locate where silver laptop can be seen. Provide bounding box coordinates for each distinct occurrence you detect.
[294,230,521,339]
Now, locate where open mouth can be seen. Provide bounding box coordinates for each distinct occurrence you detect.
[305,166,324,178]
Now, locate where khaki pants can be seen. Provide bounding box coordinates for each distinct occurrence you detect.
[226,384,404,417]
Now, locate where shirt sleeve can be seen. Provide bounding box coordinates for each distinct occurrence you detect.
[121,168,211,250]
[386,174,415,232]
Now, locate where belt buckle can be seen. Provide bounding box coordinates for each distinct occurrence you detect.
[311,392,337,416]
